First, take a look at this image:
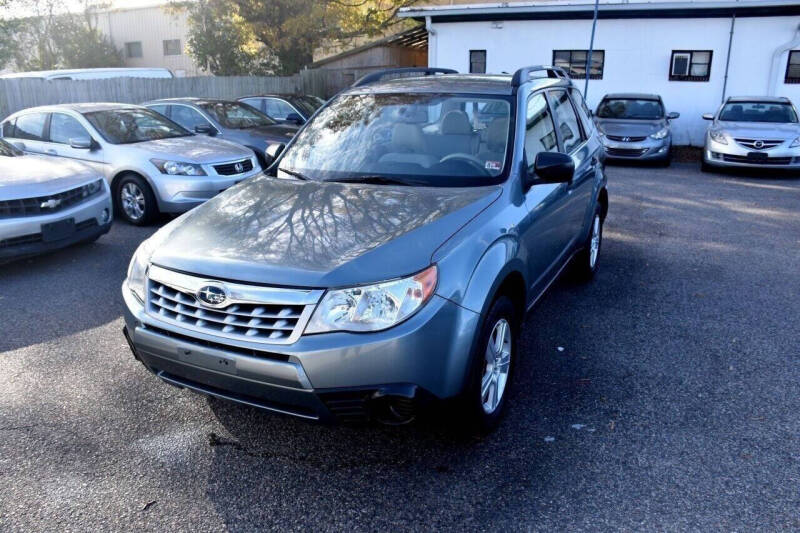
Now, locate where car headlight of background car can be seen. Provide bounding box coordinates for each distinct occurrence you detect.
[708,130,728,145]
[126,238,157,302]
[650,127,669,140]
[81,178,104,198]
[790,137,800,148]
[305,265,438,334]
[150,159,206,176]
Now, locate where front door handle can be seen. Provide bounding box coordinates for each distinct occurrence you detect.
[46,149,57,155]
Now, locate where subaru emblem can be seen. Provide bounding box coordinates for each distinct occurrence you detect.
[234,162,244,173]
[197,284,228,307]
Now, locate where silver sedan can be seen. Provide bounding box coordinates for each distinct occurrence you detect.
[702,96,800,171]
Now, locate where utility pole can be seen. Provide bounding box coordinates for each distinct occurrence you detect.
[584,0,600,98]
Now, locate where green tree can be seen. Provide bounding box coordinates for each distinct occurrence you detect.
[181,0,271,76]
[184,0,420,76]
[52,11,122,69]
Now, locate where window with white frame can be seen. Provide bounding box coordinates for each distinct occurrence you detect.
[785,51,800,84]
[125,41,142,58]
[670,50,712,81]
[163,39,181,56]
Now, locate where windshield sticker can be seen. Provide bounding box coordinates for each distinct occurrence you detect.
[485,160,502,171]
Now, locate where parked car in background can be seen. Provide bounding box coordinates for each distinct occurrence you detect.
[237,94,324,125]
[594,93,678,165]
[701,96,800,171]
[1,104,260,225]
[122,66,608,432]
[0,139,111,261]
[0,68,174,81]
[144,98,299,168]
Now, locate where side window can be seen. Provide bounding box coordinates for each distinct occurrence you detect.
[265,98,294,120]
[550,90,585,153]
[147,104,169,117]
[524,92,558,170]
[49,113,90,144]
[1,120,15,137]
[14,113,47,141]
[240,98,264,113]
[170,105,210,131]
[569,88,594,133]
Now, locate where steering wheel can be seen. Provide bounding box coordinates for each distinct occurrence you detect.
[439,153,491,176]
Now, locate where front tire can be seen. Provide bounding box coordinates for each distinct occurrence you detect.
[572,209,603,282]
[116,174,157,225]
[458,295,518,433]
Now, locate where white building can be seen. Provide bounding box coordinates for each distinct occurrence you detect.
[90,1,205,77]
[400,0,800,145]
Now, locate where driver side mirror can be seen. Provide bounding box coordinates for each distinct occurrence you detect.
[69,136,92,150]
[195,124,216,136]
[702,113,714,121]
[285,112,305,125]
[525,152,575,188]
[667,111,680,120]
[264,142,286,166]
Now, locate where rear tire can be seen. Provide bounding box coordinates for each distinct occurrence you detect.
[115,174,157,226]
[457,295,518,434]
[572,208,603,282]
[700,159,712,173]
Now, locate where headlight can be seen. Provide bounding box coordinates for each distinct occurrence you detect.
[709,130,728,145]
[82,178,104,197]
[150,159,206,176]
[650,127,669,140]
[305,265,438,334]
[790,137,800,148]
[126,238,156,302]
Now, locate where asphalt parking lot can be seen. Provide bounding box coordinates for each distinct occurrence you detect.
[1,163,799,531]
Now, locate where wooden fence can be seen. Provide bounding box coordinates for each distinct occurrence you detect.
[0,69,357,119]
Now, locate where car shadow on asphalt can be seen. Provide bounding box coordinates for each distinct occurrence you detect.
[0,221,160,352]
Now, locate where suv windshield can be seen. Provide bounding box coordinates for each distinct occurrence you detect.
[279,93,512,186]
[597,99,664,120]
[84,108,190,144]
[0,138,22,157]
[199,101,276,129]
[719,101,798,123]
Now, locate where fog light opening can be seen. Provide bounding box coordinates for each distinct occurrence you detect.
[101,208,110,223]
[371,395,417,426]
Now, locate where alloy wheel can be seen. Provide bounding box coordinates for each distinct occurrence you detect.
[589,214,601,269]
[481,318,512,414]
[121,182,145,221]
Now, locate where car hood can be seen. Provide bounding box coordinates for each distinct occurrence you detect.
[0,154,99,200]
[715,121,800,139]
[596,118,666,137]
[222,124,299,146]
[128,135,253,163]
[150,176,501,287]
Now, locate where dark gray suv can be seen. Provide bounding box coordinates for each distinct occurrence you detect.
[123,67,608,431]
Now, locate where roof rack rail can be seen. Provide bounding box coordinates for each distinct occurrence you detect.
[352,67,458,88]
[511,65,570,87]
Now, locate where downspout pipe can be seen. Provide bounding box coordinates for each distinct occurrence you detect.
[721,14,735,103]
[767,23,800,96]
[425,16,437,68]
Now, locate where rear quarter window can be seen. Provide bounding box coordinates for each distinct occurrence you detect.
[13,113,47,141]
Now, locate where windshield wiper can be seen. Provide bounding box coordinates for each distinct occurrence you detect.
[279,168,310,181]
[326,175,417,186]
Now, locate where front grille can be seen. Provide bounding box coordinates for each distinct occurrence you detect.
[147,279,307,344]
[0,180,103,219]
[0,218,97,248]
[722,154,793,165]
[605,147,648,157]
[734,138,784,150]
[213,159,254,176]
[607,135,647,142]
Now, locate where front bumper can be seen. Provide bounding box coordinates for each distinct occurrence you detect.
[703,140,800,168]
[602,136,670,161]
[150,167,262,214]
[0,191,112,260]
[122,281,480,423]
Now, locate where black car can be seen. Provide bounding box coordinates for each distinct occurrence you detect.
[144,98,299,168]
[238,94,324,125]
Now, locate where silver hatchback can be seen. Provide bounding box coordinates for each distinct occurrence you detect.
[702,96,800,171]
[1,104,261,225]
